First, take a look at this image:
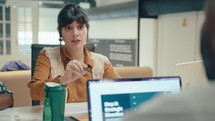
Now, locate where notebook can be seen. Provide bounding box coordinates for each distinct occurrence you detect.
[87,76,181,121]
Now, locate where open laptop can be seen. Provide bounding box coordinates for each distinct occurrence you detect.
[87,76,181,121]
[173,61,208,90]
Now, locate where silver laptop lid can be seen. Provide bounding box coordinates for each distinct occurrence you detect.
[87,76,181,121]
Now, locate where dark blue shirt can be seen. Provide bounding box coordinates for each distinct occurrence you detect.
[0,81,13,97]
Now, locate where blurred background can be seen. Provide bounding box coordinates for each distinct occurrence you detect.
[0,0,206,76]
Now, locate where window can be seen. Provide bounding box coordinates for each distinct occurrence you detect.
[18,7,32,55]
[0,5,11,55]
[38,8,60,44]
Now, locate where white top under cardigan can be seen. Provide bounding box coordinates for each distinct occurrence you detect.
[43,47,110,79]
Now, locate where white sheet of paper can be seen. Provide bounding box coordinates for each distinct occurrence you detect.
[64,102,88,117]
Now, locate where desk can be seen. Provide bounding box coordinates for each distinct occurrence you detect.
[0,102,88,121]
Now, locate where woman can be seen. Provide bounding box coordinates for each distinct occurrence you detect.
[28,4,120,103]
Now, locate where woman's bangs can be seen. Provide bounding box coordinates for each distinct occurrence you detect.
[75,14,88,25]
[62,13,88,26]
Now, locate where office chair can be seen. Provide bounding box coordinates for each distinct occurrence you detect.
[31,44,58,105]
[113,66,153,78]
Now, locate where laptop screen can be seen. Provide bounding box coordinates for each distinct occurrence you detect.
[87,76,181,121]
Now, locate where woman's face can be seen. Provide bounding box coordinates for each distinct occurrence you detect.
[61,21,88,50]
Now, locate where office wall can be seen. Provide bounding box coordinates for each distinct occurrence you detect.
[89,11,205,76]
[89,17,138,66]
[139,19,157,76]
[89,17,137,39]
[157,12,197,76]
[157,11,205,76]
[38,8,60,44]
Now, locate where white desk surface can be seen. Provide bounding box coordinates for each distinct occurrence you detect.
[0,102,88,121]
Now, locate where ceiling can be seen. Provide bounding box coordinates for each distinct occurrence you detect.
[3,0,206,20]
[3,0,96,8]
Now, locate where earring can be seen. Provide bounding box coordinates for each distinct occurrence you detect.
[59,37,63,41]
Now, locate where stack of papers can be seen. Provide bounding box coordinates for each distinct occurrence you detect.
[64,102,88,117]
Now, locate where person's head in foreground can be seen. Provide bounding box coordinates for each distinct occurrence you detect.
[201,0,215,81]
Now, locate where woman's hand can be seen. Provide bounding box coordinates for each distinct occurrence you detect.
[59,60,88,85]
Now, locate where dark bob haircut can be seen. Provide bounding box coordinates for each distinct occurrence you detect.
[57,4,89,39]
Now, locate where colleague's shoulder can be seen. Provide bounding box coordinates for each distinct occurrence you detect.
[124,83,215,121]
[186,82,215,101]
[149,83,215,106]
[146,83,215,110]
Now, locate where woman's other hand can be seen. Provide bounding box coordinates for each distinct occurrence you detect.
[59,60,88,84]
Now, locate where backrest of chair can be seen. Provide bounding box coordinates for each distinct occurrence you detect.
[173,61,209,90]
[31,44,59,77]
[113,66,153,78]
[0,70,31,107]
